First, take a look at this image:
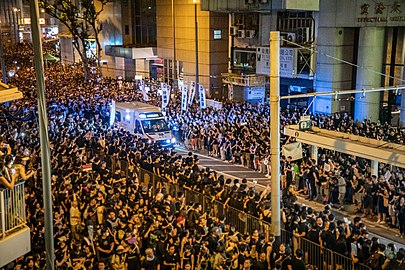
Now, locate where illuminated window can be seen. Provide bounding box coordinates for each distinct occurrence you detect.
[214,30,222,40]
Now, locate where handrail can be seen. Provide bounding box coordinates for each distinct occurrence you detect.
[0,181,27,238]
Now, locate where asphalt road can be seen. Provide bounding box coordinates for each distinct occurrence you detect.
[175,146,405,249]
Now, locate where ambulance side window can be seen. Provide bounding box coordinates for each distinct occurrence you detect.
[135,120,142,134]
[115,111,122,122]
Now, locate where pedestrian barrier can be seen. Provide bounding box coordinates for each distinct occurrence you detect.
[84,150,372,270]
[0,182,26,238]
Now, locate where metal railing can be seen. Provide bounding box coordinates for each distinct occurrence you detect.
[221,72,267,86]
[137,168,372,270]
[0,182,26,238]
[83,149,372,270]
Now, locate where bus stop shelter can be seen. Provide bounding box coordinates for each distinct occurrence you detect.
[284,125,405,173]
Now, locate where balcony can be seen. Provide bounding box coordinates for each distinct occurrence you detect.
[222,72,267,87]
[0,182,31,268]
[105,45,157,60]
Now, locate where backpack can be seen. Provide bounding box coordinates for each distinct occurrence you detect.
[367,253,381,269]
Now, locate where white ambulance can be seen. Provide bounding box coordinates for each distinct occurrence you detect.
[110,101,175,147]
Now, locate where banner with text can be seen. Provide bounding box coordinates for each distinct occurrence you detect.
[199,84,206,109]
[140,80,149,101]
[256,47,296,78]
[161,83,170,108]
[188,82,196,105]
[181,85,188,111]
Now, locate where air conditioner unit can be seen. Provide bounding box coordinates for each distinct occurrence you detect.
[286,33,296,43]
[237,30,246,38]
[296,27,311,44]
[280,32,288,46]
[245,0,255,4]
[246,30,255,38]
[230,26,238,36]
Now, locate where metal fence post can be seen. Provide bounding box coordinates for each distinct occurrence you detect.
[0,189,5,239]
[152,174,156,197]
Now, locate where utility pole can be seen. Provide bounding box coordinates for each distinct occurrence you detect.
[193,0,199,89]
[29,0,54,269]
[270,31,281,239]
[172,0,177,87]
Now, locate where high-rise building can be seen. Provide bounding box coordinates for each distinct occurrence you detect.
[101,0,159,79]
[0,0,22,46]
[201,0,405,124]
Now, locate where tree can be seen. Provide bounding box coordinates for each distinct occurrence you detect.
[79,0,111,76]
[40,0,111,81]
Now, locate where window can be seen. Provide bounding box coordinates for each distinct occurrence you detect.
[142,119,170,133]
[135,120,142,134]
[125,25,129,35]
[115,112,122,122]
[233,49,256,70]
[213,30,222,40]
[133,0,157,46]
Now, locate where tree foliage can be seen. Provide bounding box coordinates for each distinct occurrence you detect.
[40,0,112,81]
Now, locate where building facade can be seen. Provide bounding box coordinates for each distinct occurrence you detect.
[0,0,22,46]
[201,0,405,124]
[156,0,228,97]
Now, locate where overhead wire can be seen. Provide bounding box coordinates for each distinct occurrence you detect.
[283,38,405,84]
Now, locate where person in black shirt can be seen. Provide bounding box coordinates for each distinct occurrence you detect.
[285,156,293,188]
[162,245,180,270]
[97,228,114,262]
[291,249,306,270]
[281,247,292,270]
[253,252,268,270]
[141,248,160,270]
[363,178,374,218]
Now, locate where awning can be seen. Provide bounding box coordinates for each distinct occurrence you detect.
[284,125,405,168]
[43,53,60,61]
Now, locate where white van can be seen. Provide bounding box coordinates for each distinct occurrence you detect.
[110,101,175,147]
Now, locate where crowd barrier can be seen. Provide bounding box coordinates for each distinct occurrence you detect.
[84,149,372,270]
[0,182,26,238]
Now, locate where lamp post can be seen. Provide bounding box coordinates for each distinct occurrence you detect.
[172,0,177,87]
[269,31,281,239]
[193,0,199,89]
[0,20,6,84]
[29,0,54,268]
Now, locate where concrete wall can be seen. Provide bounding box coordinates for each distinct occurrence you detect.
[313,27,355,114]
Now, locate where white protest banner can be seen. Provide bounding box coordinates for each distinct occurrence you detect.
[199,84,206,109]
[188,81,196,105]
[161,83,170,108]
[140,80,149,101]
[181,85,188,111]
[282,142,303,161]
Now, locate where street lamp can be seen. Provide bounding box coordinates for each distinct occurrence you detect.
[193,0,199,89]
[172,0,177,88]
[0,20,7,83]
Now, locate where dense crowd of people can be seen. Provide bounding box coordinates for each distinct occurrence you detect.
[0,43,405,270]
[169,97,405,235]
